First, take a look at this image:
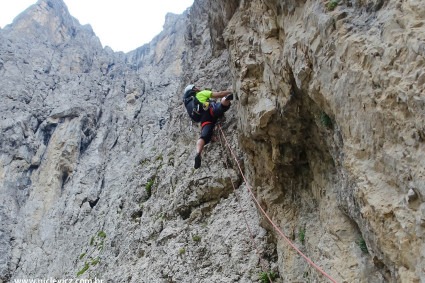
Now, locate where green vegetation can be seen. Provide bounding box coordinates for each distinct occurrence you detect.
[145,179,155,197]
[77,263,89,277]
[152,147,157,151]
[321,111,332,128]
[327,0,338,11]
[299,229,306,244]
[155,153,163,162]
[78,231,107,277]
[259,271,276,283]
[98,231,106,238]
[357,236,368,253]
[178,248,186,255]
[303,271,311,283]
[192,235,201,242]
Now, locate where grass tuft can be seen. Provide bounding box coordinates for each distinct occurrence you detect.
[299,229,306,244]
[327,0,338,11]
[259,271,276,283]
[145,179,155,197]
[98,231,106,238]
[77,263,89,277]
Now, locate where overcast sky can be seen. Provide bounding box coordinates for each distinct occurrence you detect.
[0,0,194,52]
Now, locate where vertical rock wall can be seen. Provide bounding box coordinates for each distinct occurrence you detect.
[1,0,273,282]
[224,0,424,282]
[0,0,424,282]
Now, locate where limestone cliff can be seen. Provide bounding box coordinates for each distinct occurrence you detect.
[0,0,424,282]
[224,0,425,282]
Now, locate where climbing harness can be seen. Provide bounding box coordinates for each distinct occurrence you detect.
[217,124,340,283]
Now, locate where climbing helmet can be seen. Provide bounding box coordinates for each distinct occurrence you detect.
[184,84,195,94]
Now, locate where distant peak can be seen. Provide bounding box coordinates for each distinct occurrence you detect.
[6,0,80,44]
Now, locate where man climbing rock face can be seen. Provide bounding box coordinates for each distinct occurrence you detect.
[183,85,233,169]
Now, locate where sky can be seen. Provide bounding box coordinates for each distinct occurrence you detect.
[0,0,194,52]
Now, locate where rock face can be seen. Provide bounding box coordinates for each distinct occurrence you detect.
[0,0,424,282]
[224,0,425,282]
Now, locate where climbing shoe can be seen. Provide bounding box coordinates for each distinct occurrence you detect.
[194,153,201,169]
[225,93,233,101]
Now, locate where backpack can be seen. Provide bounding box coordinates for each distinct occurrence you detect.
[183,89,203,122]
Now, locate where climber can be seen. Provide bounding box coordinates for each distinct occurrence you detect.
[183,84,233,169]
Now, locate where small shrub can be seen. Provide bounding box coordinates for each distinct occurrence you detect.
[299,229,306,244]
[192,235,201,242]
[152,147,157,151]
[259,271,276,283]
[321,111,332,127]
[178,248,185,255]
[79,253,86,260]
[327,0,338,11]
[357,236,368,253]
[91,258,100,265]
[90,236,95,246]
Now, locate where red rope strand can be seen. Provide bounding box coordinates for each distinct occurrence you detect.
[217,124,339,283]
[217,131,273,283]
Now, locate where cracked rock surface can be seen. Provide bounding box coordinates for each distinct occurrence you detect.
[0,0,424,282]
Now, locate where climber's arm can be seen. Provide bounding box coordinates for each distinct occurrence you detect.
[211,91,232,99]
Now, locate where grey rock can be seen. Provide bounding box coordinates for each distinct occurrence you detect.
[1,0,424,282]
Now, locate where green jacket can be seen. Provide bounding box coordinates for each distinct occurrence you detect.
[196,90,212,104]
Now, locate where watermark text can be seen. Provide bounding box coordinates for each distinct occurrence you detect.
[14,278,104,283]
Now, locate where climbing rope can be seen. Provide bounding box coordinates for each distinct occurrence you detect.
[217,131,274,283]
[217,124,340,283]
